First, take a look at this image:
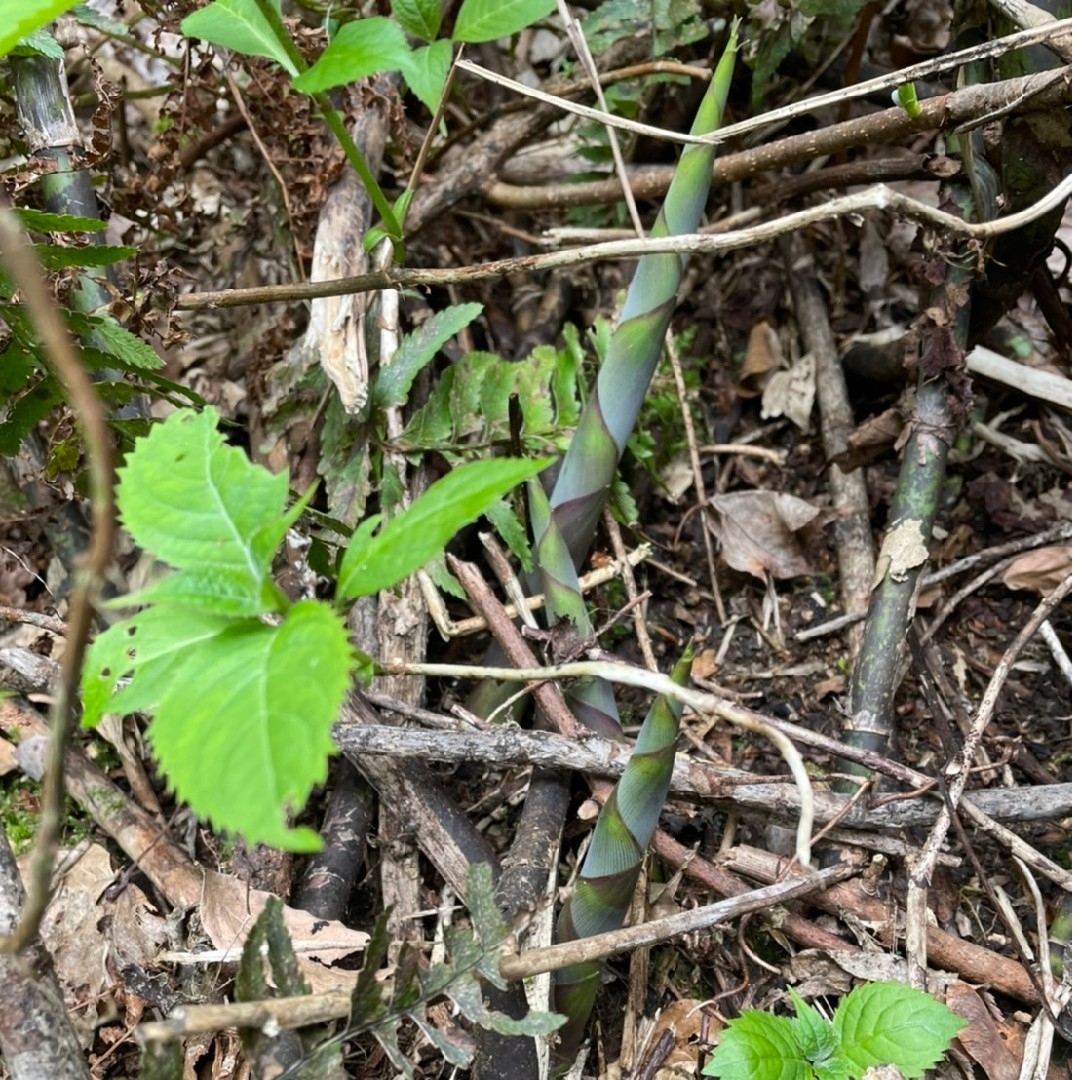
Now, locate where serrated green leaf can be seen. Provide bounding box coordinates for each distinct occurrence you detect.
[115,407,293,616]
[68,312,164,371]
[81,605,237,728]
[0,0,78,58]
[703,1010,812,1080]
[391,0,442,40]
[373,302,481,409]
[400,38,452,115]
[70,2,128,36]
[832,982,966,1078]
[337,457,547,600]
[452,0,555,42]
[32,243,135,269]
[13,208,106,233]
[788,991,839,1067]
[180,0,298,76]
[483,495,532,572]
[292,17,412,94]
[11,26,63,57]
[143,600,351,851]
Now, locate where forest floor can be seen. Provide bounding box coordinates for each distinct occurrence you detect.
[0,2,1072,1079]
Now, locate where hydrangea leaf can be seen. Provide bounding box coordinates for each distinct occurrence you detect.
[143,600,351,852]
[115,407,295,615]
[832,982,966,1078]
[703,1009,813,1080]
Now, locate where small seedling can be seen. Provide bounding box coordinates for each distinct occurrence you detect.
[704,983,966,1080]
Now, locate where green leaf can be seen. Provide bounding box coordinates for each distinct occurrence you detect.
[32,243,135,270]
[0,0,78,58]
[451,0,555,42]
[703,1010,812,1080]
[68,312,164,371]
[82,606,239,728]
[0,376,59,455]
[292,17,412,94]
[788,991,839,1068]
[13,208,106,233]
[400,38,452,115]
[115,407,293,616]
[832,982,965,1078]
[125,601,349,851]
[391,0,442,40]
[10,26,63,57]
[337,457,548,600]
[181,0,298,76]
[373,301,482,409]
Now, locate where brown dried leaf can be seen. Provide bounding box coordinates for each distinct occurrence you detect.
[707,491,827,581]
[736,321,783,397]
[946,982,1024,1080]
[1000,545,1072,596]
[761,351,816,432]
[832,408,906,472]
[201,870,370,993]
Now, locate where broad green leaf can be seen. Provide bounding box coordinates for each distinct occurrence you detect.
[13,208,106,233]
[452,0,555,42]
[181,0,298,76]
[144,600,351,851]
[81,606,237,728]
[832,982,965,1078]
[391,0,442,40]
[0,0,77,58]
[115,407,293,615]
[703,1010,813,1080]
[372,301,481,409]
[400,38,453,115]
[33,243,135,270]
[292,17,412,94]
[336,457,548,600]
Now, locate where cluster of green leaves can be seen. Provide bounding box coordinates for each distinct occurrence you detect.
[0,209,194,470]
[181,0,558,140]
[81,406,544,850]
[704,983,966,1080]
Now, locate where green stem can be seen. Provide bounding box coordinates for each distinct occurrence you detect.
[249,0,402,247]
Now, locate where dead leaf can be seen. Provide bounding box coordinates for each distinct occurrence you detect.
[200,870,369,993]
[28,843,115,1042]
[691,649,718,680]
[832,408,906,472]
[761,350,816,432]
[872,518,928,588]
[858,213,889,293]
[946,982,1025,1080]
[642,999,720,1080]
[736,321,783,397]
[707,491,827,581]
[1000,545,1072,596]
